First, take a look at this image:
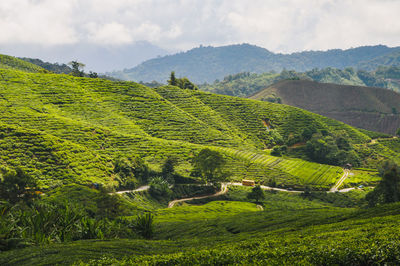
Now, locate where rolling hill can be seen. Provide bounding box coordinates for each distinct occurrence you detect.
[249,80,400,135]
[108,44,400,83]
[1,53,399,191]
[0,54,49,73]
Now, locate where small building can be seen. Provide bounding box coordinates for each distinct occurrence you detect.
[242,179,255,186]
[344,163,353,169]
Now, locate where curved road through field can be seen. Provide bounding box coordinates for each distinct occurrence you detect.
[112,169,352,207]
[168,183,229,207]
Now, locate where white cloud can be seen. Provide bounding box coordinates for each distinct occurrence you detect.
[0,0,399,52]
[86,22,133,45]
[0,0,78,45]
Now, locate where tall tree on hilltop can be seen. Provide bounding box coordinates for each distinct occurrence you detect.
[168,71,177,86]
[68,61,85,77]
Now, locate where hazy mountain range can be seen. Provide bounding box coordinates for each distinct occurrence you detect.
[108,44,400,83]
[0,41,169,73]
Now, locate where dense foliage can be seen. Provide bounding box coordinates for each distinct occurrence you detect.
[191,149,226,184]
[366,161,400,206]
[247,185,265,203]
[305,132,360,166]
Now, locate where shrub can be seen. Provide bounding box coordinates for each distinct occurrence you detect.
[113,156,149,189]
[247,185,265,203]
[149,177,172,200]
[0,167,38,204]
[135,212,154,239]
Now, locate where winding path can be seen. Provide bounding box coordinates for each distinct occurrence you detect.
[166,169,351,207]
[111,168,353,207]
[168,183,228,208]
[111,185,150,195]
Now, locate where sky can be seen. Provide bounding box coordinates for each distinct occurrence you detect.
[1,0,399,71]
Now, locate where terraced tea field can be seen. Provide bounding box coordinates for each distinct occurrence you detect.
[0,59,395,190]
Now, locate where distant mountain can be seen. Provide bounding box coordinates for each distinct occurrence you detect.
[109,44,400,83]
[249,80,400,135]
[357,51,400,70]
[0,41,169,73]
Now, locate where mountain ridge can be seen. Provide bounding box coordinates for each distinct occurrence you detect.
[109,44,400,83]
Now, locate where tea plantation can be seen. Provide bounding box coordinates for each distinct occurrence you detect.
[0,57,392,189]
[1,55,400,265]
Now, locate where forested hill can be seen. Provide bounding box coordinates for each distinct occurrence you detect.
[108,44,400,83]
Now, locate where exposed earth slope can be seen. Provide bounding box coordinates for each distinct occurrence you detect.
[250,80,400,134]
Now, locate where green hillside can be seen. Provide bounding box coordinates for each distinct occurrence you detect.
[108,44,400,83]
[1,63,399,191]
[0,54,48,73]
[249,80,400,135]
[2,67,367,189]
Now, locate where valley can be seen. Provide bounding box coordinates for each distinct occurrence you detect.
[0,54,400,265]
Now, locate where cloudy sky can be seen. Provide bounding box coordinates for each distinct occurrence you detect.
[1,0,399,70]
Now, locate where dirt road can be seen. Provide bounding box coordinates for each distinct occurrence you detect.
[111,185,150,195]
[330,169,349,192]
[168,183,228,208]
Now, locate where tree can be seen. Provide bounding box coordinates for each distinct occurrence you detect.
[68,61,85,77]
[0,168,38,204]
[113,156,149,189]
[168,71,177,86]
[396,128,400,137]
[177,77,198,90]
[366,164,400,207]
[247,185,265,203]
[301,126,317,142]
[88,71,98,78]
[161,157,177,184]
[149,176,172,200]
[192,149,226,184]
[167,72,198,90]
